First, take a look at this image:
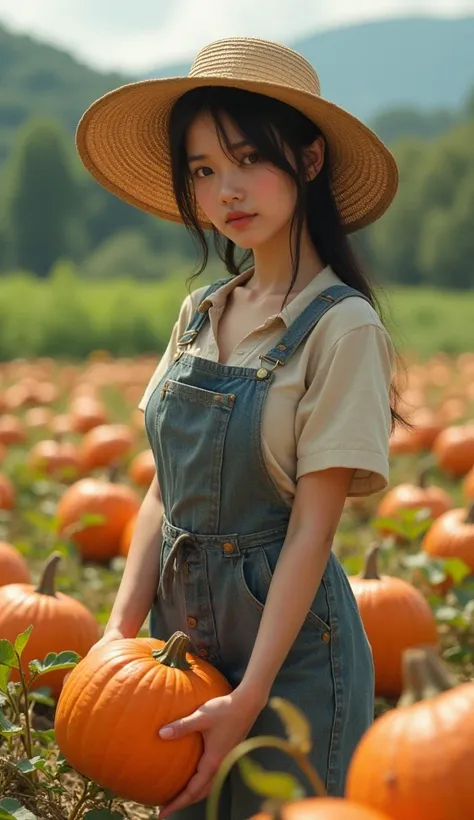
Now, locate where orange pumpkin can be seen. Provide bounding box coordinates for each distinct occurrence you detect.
[70,397,109,434]
[0,552,99,696]
[0,542,30,586]
[56,477,141,561]
[128,448,156,487]
[346,647,474,819]
[119,513,137,557]
[78,423,136,473]
[348,546,438,697]
[432,423,474,478]
[422,504,474,572]
[0,414,26,446]
[0,473,15,510]
[55,632,232,806]
[24,406,54,430]
[28,439,80,482]
[251,800,390,819]
[375,472,452,538]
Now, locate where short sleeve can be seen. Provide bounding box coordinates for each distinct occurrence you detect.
[295,325,395,496]
[138,294,193,412]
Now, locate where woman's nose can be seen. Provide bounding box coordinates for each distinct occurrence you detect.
[219,172,244,203]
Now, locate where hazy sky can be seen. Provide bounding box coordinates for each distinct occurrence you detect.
[1,0,473,73]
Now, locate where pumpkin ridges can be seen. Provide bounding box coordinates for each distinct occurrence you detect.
[346,649,474,819]
[349,548,438,697]
[55,635,232,806]
[0,541,30,585]
[422,506,474,571]
[0,566,99,696]
[252,800,390,819]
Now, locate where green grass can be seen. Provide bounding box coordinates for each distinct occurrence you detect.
[0,264,471,360]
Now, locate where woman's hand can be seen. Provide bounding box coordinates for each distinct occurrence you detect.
[88,626,127,654]
[157,688,265,818]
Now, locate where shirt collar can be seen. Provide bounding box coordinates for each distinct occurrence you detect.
[198,265,342,328]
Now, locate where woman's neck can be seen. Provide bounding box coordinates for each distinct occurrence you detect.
[246,223,325,298]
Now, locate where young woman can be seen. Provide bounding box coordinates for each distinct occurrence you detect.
[76,36,402,819]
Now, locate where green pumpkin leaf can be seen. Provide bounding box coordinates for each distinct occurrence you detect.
[15,757,44,774]
[0,640,18,670]
[0,665,10,694]
[0,799,37,820]
[27,688,55,707]
[0,706,22,737]
[29,651,81,677]
[237,757,304,801]
[269,697,312,754]
[441,557,471,585]
[14,627,33,660]
[83,811,124,820]
[80,513,108,527]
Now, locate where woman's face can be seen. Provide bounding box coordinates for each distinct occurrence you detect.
[185,111,298,249]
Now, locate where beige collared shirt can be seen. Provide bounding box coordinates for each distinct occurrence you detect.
[139,266,396,500]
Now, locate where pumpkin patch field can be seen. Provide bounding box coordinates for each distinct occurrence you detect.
[1,350,474,819]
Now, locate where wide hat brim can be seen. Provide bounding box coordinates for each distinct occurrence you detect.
[76,74,398,233]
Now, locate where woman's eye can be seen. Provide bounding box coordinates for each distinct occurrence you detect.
[195,166,213,178]
[242,152,260,165]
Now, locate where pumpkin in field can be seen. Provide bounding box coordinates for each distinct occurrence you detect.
[55,631,232,806]
[346,647,474,819]
[0,473,15,510]
[128,448,156,487]
[119,512,137,557]
[375,471,452,539]
[56,477,141,562]
[0,542,30,586]
[70,397,109,434]
[348,546,438,697]
[0,552,99,696]
[251,800,390,819]
[432,422,474,477]
[422,504,474,572]
[0,414,26,446]
[28,439,80,482]
[78,423,136,473]
[24,406,54,430]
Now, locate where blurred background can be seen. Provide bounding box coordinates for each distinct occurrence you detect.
[0,0,473,359]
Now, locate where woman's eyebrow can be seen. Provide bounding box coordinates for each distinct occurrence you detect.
[187,140,252,163]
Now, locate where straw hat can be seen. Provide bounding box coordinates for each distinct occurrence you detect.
[76,36,398,233]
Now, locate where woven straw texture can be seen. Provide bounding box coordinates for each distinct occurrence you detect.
[76,37,398,233]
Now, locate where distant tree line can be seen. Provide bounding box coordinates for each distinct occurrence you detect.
[0,99,473,288]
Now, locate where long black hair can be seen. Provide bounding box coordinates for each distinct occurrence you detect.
[168,86,408,430]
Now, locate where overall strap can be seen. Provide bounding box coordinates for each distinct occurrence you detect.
[260,285,371,370]
[177,276,233,347]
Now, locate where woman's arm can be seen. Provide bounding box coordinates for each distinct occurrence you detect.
[103,474,164,639]
[237,466,355,707]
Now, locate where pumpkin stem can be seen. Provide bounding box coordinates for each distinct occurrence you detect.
[360,544,381,580]
[107,463,120,483]
[418,468,431,489]
[35,551,61,596]
[467,503,474,525]
[397,646,456,708]
[152,631,191,670]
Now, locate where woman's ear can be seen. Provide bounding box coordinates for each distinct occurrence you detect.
[304,136,325,181]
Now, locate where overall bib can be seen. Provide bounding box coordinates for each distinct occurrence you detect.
[144,281,375,819]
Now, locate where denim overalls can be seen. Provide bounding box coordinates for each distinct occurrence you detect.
[144,280,375,819]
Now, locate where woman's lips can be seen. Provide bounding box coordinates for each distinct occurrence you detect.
[226,214,256,229]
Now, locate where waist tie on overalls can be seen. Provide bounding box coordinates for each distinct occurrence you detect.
[158,532,198,601]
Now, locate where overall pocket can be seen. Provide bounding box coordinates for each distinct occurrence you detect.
[238,542,332,635]
[153,379,235,532]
